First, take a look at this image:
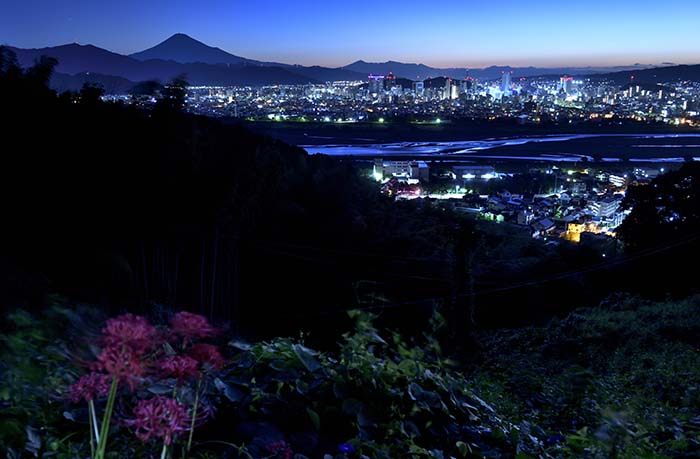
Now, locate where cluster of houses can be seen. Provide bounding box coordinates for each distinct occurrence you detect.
[372,159,672,243]
[454,189,628,242]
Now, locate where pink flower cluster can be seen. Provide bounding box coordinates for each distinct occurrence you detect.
[171,311,219,339]
[159,355,200,381]
[68,372,112,403]
[69,312,227,398]
[94,334,147,390]
[102,313,160,353]
[189,343,225,370]
[129,396,189,445]
[67,310,228,449]
[158,314,226,382]
[265,440,294,459]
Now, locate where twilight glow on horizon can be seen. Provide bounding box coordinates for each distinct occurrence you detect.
[2,0,699,68]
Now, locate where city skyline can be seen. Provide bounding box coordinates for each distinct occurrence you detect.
[2,0,700,68]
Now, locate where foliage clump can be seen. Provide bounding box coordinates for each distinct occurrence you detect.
[3,295,700,458]
[471,294,700,458]
[215,310,540,458]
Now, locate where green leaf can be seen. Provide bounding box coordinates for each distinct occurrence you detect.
[306,408,320,431]
[229,340,252,351]
[214,378,245,402]
[397,359,418,377]
[471,394,495,413]
[342,398,363,415]
[293,344,322,372]
[147,383,174,395]
[408,382,423,401]
[357,406,376,427]
[456,441,470,457]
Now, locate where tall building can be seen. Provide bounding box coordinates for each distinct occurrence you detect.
[444,78,452,100]
[501,71,512,96]
[385,72,396,89]
[559,76,573,95]
[461,77,473,92]
[413,81,424,96]
[588,197,621,218]
[368,74,385,96]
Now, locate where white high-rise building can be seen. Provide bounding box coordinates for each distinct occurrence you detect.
[501,71,512,96]
[559,76,573,95]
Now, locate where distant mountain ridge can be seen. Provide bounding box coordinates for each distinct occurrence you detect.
[129,34,366,81]
[8,34,366,91]
[52,72,136,94]
[342,59,670,80]
[9,42,321,90]
[5,33,697,93]
[589,64,700,84]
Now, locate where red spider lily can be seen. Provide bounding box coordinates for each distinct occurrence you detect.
[188,343,226,370]
[102,313,160,354]
[265,440,293,459]
[95,345,145,390]
[170,311,219,339]
[128,396,189,445]
[68,372,112,403]
[159,355,200,382]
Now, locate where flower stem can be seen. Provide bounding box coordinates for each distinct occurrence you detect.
[95,377,118,459]
[185,378,202,458]
[160,442,168,459]
[88,401,96,459]
[89,399,100,443]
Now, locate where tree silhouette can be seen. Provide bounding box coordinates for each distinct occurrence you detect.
[0,46,21,76]
[618,162,700,250]
[25,55,58,87]
[155,74,188,113]
[79,82,105,107]
[130,80,163,97]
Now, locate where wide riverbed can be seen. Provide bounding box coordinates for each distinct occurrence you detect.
[302,133,700,162]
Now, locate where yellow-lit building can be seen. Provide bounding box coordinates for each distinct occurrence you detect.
[564,222,603,243]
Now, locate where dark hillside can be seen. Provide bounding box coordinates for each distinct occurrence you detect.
[0,47,466,342]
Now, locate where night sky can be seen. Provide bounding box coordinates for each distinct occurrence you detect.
[2,0,699,68]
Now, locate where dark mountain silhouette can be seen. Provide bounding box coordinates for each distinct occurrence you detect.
[9,43,319,87]
[129,34,365,81]
[283,64,365,82]
[10,44,143,78]
[145,60,316,86]
[130,33,255,65]
[342,60,667,80]
[8,39,364,90]
[343,60,450,80]
[52,72,136,93]
[589,64,700,84]
[8,36,689,92]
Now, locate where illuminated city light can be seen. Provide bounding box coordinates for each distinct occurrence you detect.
[144,69,698,131]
